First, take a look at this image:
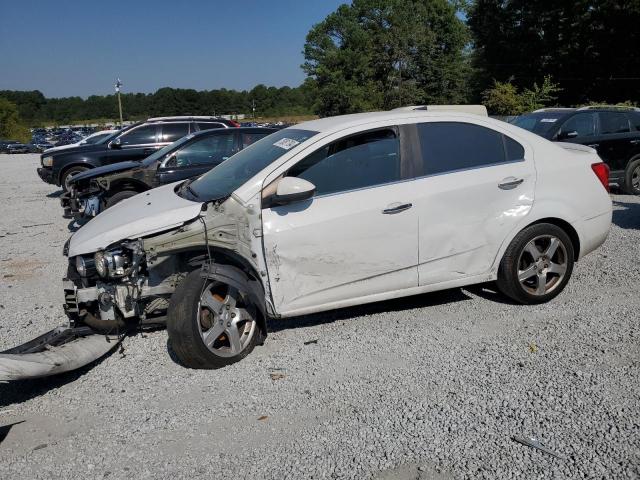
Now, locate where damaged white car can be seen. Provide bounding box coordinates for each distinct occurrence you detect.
[3,109,613,375]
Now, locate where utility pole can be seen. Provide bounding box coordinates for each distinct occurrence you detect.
[252,99,256,119]
[115,78,123,127]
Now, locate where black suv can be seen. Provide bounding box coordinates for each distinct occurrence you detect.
[37,116,240,190]
[513,106,640,194]
[62,127,278,219]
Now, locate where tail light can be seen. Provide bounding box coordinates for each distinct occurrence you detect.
[591,162,610,192]
[229,120,241,128]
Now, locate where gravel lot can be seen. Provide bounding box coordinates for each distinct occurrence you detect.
[0,153,639,479]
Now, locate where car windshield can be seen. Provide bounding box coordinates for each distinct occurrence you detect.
[512,112,569,136]
[183,128,318,202]
[140,133,197,166]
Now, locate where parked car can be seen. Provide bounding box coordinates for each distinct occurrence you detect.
[5,142,30,153]
[37,116,240,191]
[0,140,21,153]
[62,127,278,219]
[513,106,640,194]
[30,141,55,152]
[62,108,611,369]
[43,129,118,155]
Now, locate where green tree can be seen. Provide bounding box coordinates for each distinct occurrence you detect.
[482,76,561,115]
[303,0,470,116]
[0,98,30,141]
[468,0,640,105]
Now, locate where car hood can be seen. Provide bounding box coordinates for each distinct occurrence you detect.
[46,143,107,157]
[68,182,204,257]
[70,161,141,184]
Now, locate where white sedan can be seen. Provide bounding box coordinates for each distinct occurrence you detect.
[63,106,612,369]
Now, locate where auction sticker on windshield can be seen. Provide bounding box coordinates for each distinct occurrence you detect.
[540,118,558,123]
[273,138,300,150]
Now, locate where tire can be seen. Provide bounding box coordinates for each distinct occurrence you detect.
[105,190,139,209]
[497,223,574,304]
[623,158,640,195]
[60,166,89,191]
[167,269,260,369]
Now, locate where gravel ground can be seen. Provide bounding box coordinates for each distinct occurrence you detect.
[0,153,639,480]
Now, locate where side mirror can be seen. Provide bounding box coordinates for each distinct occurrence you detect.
[558,130,578,140]
[110,138,122,149]
[273,177,316,205]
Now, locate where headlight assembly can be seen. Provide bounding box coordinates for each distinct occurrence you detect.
[74,255,95,277]
[42,155,53,167]
[94,249,131,278]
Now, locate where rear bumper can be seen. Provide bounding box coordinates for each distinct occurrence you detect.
[576,209,612,260]
[37,167,55,184]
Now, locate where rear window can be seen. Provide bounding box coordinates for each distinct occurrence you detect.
[418,122,522,175]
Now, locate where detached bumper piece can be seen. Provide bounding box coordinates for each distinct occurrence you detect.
[37,167,54,184]
[60,193,101,219]
[0,326,121,382]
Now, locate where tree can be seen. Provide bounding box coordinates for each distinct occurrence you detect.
[303,0,471,116]
[468,1,640,105]
[0,98,30,141]
[482,76,561,115]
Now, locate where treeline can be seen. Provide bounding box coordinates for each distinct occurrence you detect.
[2,0,640,128]
[0,84,316,126]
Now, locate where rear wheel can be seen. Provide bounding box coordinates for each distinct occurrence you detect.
[497,223,574,304]
[624,158,640,195]
[105,190,139,209]
[167,270,260,369]
[61,166,88,191]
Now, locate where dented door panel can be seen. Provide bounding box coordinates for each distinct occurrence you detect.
[262,182,419,315]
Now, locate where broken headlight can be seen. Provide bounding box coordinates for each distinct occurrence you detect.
[75,255,95,277]
[94,248,131,278]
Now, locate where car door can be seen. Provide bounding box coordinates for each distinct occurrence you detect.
[104,124,160,164]
[156,131,238,185]
[409,121,536,286]
[596,112,635,173]
[262,127,419,316]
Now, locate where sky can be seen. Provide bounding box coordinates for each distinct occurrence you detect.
[0,0,347,98]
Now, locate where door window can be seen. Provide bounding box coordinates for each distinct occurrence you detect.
[160,123,190,143]
[599,112,631,134]
[288,129,401,196]
[417,122,514,175]
[118,125,157,146]
[167,133,236,168]
[558,113,597,137]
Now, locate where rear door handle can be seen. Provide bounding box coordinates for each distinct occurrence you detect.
[143,148,155,155]
[498,177,524,190]
[382,203,412,214]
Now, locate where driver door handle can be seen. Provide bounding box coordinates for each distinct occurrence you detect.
[383,203,412,214]
[498,177,524,190]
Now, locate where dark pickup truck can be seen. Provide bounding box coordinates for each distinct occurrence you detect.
[61,127,277,219]
[37,116,239,190]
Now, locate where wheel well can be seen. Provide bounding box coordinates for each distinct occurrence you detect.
[528,218,580,261]
[58,163,91,184]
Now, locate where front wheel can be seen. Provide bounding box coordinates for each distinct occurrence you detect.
[167,269,260,369]
[61,166,89,191]
[105,189,139,209]
[497,223,574,304]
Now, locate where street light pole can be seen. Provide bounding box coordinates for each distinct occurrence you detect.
[115,78,123,127]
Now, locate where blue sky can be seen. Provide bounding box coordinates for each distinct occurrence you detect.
[0,0,347,98]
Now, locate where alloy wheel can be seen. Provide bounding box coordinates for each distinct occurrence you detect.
[197,283,257,358]
[517,235,568,296]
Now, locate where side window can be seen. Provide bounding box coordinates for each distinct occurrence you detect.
[168,133,236,168]
[118,125,157,145]
[505,136,525,161]
[629,112,640,131]
[288,128,400,196]
[242,132,270,148]
[418,122,507,175]
[558,113,597,137]
[160,123,190,143]
[197,122,225,131]
[599,112,630,134]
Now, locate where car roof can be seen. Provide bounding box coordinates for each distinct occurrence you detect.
[295,110,500,136]
[188,126,278,139]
